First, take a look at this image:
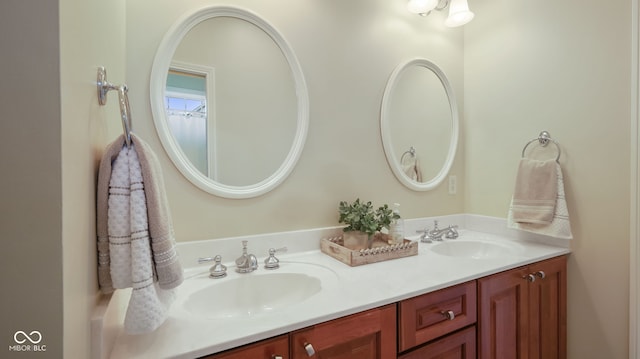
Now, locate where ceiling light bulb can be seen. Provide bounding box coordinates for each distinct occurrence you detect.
[407,0,439,16]
[444,0,475,27]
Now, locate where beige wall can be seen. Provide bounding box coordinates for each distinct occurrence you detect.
[465,1,631,358]
[126,0,466,241]
[60,0,125,358]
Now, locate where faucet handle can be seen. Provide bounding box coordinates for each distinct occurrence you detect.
[264,247,288,270]
[445,225,459,239]
[416,228,432,243]
[198,255,227,279]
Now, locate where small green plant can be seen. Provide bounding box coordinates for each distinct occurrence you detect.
[338,198,400,237]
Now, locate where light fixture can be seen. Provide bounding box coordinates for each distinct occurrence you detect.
[408,0,474,27]
[407,0,439,16]
[444,0,474,27]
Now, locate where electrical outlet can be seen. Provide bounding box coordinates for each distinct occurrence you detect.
[448,175,457,195]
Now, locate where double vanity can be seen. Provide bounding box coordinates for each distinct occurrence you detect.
[91,3,573,358]
[101,214,570,358]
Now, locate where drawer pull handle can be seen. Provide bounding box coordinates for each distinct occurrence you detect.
[304,342,316,356]
[441,310,455,320]
[272,356,283,359]
[535,270,546,279]
[524,273,536,282]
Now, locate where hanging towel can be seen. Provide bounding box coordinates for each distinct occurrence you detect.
[508,161,573,239]
[96,134,183,334]
[510,158,557,224]
[402,154,423,182]
[130,133,183,290]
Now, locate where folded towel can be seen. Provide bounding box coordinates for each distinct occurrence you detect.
[97,134,183,293]
[96,134,183,334]
[402,154,423,182]
[508,162,573,239]
[511,158,557,224]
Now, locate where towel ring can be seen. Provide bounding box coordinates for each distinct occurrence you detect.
[400,146,416,163]
[521,131,561,162]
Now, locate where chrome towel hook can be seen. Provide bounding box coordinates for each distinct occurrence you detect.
[97,66,132,147]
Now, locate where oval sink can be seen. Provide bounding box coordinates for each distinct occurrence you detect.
[184,272,323,319]
[430,240,523,259]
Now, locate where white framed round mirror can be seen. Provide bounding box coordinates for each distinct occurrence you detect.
[380,58,459,191]
[150,5,309,198]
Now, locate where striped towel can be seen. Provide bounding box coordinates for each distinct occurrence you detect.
[510,158,557,224]
[508,161,573,239]
[97,134,183,334]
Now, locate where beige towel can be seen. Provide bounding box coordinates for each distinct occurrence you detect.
[508,162,573,239]
[511,158,557,224]
[402,155,423,182]
[97,134,183,294]
[131,133,183,290]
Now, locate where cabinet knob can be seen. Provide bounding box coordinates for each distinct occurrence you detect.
[535,270,546,279]
[271,356,283,359]
[524,273,536,282]
[304,342,316,357]
[441,310,455,320]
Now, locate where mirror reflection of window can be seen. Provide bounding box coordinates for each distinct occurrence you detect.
[150,7,309,198]
[165,70,210,177]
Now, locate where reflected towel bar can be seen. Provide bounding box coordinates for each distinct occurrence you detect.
[97,66,132,147]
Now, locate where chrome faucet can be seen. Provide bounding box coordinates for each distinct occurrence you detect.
[417,220,459,243]
[235,240,258,273]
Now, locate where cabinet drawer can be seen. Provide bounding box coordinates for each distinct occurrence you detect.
[398,326,476,359]
[398,281,476,352]
[290,304,396,359]
[202,335,289,359]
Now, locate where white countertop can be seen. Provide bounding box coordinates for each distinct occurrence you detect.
[103,215,570,359]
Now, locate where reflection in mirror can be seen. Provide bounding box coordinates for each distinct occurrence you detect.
[165,66,210,176]
[150,6,309,198]
[380,58,459,191]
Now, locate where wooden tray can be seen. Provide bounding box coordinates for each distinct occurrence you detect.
[320,235,418,267]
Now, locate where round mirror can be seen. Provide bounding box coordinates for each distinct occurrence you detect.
[380,58,459,191]
[150,6,309,198]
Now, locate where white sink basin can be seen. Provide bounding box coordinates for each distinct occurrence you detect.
[183,263,336,319]
[430,240,524,259]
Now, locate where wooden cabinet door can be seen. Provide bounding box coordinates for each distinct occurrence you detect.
[478,255,568,359]
[528,256,567,359]
[478,264,530,359]
[202,334,289,359]
[398,326,476,359]
[290,304,396,359]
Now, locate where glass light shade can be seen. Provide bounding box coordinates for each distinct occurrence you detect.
[444,0,475,27]
[407,0,439,15]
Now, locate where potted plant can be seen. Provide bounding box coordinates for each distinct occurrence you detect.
[338,198,400,250]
